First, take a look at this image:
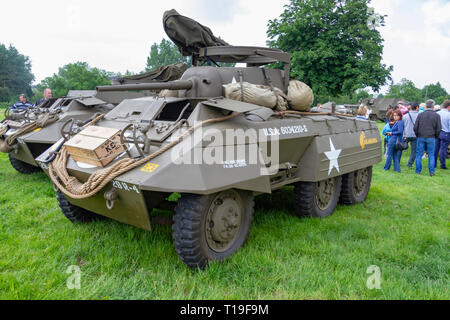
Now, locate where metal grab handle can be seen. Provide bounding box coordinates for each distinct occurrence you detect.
[120,124,145,157]
[60,119,75,141]
[4,107,11,120]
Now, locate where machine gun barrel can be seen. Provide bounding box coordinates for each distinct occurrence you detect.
[96,80,193,92]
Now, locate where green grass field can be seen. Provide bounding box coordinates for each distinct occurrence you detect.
[0,121,448,299]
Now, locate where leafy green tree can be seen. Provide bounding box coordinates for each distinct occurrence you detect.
[36,62,113,98]
[385,78,422,102]
[267,0,392,97]
[146,39,191,71]
[145,38,234,71]
[422,82,448,102]
[0,44,35,102]
[355,89,372,102]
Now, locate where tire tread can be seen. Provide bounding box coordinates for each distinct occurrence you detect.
[8,154,41,174]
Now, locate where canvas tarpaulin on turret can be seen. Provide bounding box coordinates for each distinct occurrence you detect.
[163,9,229,57]
[117,63,187,84]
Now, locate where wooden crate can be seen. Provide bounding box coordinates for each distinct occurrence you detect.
[64,126,125,167]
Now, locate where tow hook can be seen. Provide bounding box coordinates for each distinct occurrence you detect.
[104,188,119,210]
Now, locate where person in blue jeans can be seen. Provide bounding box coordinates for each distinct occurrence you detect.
[403,103,419,168]
[434,100,450,169]
[414,100,442,176]
[384,110,404,172]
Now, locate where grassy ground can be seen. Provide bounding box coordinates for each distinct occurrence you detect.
[0,122,448,299]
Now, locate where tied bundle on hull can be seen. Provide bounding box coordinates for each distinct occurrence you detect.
[224,82,288,111]
[224,80,314,112]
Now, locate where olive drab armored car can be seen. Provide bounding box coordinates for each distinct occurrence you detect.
[36,10,382,269]
[1,92,116,174]
[0,63,186,174]
[359,98,404,121]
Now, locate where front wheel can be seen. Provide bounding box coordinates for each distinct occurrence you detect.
[172,189,254,270]
[294,176,342,218]
[56,191,104,223]
[8,153,41,174]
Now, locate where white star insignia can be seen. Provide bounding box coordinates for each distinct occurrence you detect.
[325,138,342,175]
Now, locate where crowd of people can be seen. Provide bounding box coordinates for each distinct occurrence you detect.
[9,88,53,111]
[382,99,450,176]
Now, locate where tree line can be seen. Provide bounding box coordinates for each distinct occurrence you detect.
[1,0,448,106]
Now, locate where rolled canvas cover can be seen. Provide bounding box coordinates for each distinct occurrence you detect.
[118,63,187,84]
[163,9,228,56]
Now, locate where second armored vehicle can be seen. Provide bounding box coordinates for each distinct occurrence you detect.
[0,63,186,175]
[360,98,403,121]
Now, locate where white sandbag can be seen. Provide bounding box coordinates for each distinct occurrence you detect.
[288,80,314,111]
[225,82,288,111]
[159,89,179,98]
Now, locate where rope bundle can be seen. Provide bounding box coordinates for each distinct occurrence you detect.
[49,112,243,199]
[0,113,59,153]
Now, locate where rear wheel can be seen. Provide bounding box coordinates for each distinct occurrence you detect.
[8,153,41,174]
[172,189,254,269]
[56,191,104,223]
[340,167,372,205]
[294,176,342,218]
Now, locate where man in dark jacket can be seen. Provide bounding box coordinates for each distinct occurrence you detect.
[434,100,450,169]
[414,99,442,176]
[34,88,52,106]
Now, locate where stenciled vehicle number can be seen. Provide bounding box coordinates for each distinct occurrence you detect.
[112,180,140,194]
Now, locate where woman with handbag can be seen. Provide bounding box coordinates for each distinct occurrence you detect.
[384,110,405,172]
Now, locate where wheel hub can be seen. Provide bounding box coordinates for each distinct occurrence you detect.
[354,168,369,196]
[315,178,334,210]
[206,191,242,253]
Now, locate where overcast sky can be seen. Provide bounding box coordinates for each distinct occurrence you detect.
[1,0,449,93]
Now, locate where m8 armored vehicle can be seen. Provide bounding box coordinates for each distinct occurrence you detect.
[1,92,120,174]
[0,64,186,174]
[36,11,382,269]
[311,102,357,115]
[360,98,403,121]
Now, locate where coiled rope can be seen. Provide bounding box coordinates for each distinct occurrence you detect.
[0,113,59,153]
[49,112,243,199]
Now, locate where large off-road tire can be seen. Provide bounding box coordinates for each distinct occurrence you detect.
[294,176,342,218]
[8,153,41,174]
[172,189,254,270]
[56,191,104,223]
[340,167,372,205]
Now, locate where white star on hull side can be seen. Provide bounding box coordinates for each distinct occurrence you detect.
[324,138,342,176]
